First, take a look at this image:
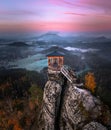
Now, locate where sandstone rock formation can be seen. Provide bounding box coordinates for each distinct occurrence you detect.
[43,80,62,130]
[83,122,107,130]
[39,68,111,130]
[60,83,111,130]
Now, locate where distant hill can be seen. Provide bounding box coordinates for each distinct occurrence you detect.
[37,32,66,43]
[36,32,111,44]
[9,41,29,47]
[41,46,69,55]
[93,36,111,42]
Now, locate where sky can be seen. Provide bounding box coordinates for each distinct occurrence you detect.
[0,0,111,33]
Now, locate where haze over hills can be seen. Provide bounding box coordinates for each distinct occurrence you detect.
[37,32,106,42]
[0,31,111,71]
[37,32,65,42]
[0,32,111,45]
[8,41,30,47]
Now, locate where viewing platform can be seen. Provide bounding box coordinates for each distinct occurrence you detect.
[46,50,77,83]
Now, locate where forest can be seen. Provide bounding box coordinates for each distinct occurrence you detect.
[0,69,46,130]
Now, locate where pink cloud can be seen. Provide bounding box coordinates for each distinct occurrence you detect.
[64,12,86,16]
[0,0,111,32]
[25,20,111,32]
[49,0,81,7]
[0,19,111,32]
[79,0,111,9]
[49,0,111,12]
[0,10,37,15]
[64,11,111,18]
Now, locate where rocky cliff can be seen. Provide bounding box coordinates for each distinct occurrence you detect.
[60,83,111,130]
[39,68,111,130]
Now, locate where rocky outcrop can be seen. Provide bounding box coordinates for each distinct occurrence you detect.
[60,83,111,130]
[40,68,111,130]
[38,71,65,130]
[43,80,62,130]
[83,122,107,130]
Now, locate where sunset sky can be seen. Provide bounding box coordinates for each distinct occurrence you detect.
[0,0,111,33]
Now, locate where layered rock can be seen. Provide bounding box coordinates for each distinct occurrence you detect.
[60,83,111,130]
[38,71,64,130]
[40,68,111,130]
[83,122,107,130]
[43,80,62,130]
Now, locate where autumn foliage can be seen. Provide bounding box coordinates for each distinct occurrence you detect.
[85,72,96,93]
[8,119,22,130]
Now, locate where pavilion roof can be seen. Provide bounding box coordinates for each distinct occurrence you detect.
[46,51,64,57]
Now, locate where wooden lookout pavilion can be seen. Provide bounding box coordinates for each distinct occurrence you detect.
[47,51,64,71]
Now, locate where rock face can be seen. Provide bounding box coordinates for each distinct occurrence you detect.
[83,122,107,130]
[43,80,62,130]
[60,83,111,130]
[40,68,111,130]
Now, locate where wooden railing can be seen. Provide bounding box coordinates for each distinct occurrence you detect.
[60,65,77,83]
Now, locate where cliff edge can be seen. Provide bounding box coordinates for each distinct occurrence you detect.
[38,67,111,130]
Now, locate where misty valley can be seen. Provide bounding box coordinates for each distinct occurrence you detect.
[0,33,111,130]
